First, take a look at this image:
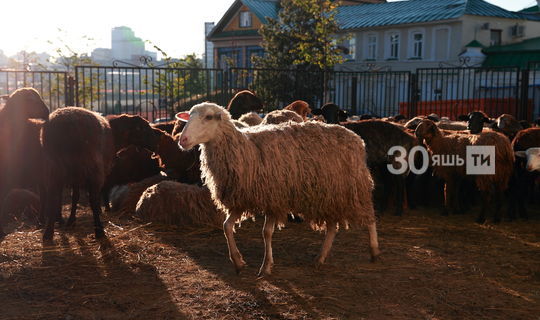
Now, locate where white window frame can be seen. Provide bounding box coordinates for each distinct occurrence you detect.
[239,11,252,28]
[365,33,378,60]
[344,33,356,61]
[431,26,451,61]
[385,30,400,60]
[408,28,425,59]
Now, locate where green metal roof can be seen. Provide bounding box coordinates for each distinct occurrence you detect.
[209,0,539,39]
[242,0,279,24]
[520,5,539,13]
[483,37,540,68]
[465,40,485,48]
[337,0,532,30]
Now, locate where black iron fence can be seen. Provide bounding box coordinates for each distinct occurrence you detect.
[74,66,226,122]
[2,65,539,121]
[0,70,72,110]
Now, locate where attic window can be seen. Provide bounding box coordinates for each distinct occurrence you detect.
[239,11,252,28]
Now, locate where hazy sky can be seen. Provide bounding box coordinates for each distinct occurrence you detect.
[0,0,537,59]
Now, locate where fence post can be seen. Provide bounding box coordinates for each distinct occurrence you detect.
[409,73,419,118]
[66,75,76,107]
[351,76,358,115]
[519,69,530,121]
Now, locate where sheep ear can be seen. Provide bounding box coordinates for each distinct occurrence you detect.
[515,151,527,158]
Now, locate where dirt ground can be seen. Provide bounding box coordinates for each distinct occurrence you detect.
[0,200,539,320]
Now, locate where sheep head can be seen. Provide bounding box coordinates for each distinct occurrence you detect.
[515,147,540,172]
[4,87,49,121]
[178,102,230,150]
[467,111,490,134]
[415,119,440,141]
[108,114,160,152]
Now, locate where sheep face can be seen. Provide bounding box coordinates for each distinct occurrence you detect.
[467,111,490,134]
[415,119,439,140]
[179,103,227,150]
[515,147,540,172]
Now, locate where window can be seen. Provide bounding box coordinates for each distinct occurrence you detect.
[388,32,400,59]
[490,29,501,46]
[239,11,252,28]
[412,32,423,58]
[341,35,356,60]
[367,34,377,60]
[433,27,450,61]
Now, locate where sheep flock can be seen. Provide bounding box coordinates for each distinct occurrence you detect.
[0,87,539,278]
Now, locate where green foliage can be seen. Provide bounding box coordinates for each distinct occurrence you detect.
[253,0,344,108]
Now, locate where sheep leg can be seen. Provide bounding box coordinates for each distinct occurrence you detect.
[316,221,338,265]
[223,211,246,274]
[43,182,63,241]
[66,186,80,227]
[368,222,381,262]
[258,215,276,277]
[476,191,491,224]
[88,186,105,239]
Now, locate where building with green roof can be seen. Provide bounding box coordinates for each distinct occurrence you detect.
[208,0,540,71]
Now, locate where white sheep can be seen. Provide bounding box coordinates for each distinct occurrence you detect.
[177,102,379,276]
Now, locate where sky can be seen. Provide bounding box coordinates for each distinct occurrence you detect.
[0,0,537,59]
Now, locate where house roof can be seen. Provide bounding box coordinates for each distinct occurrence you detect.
[337,0,537,29]
[208,0,540,39]
[483,37,540,68]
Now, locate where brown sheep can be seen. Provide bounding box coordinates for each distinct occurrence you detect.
[226,90,264,119]
[106,114,160,152]
[41,107,116,240]
[178,103,379,277]
[135,181,222,229]
[260,109,303,125]
[238,112,263,126]
[284,100,311,121]
[102,145,162,211]
[508,127,540,220]
[342,120,418,216]
[155,130,202,185]
[415,119,514,223]
[0,88,49,236]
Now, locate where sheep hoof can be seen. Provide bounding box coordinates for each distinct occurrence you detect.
[475,217,486,224]
[233,259,247,275]
[370,248,381,263]
[257,268,272,278]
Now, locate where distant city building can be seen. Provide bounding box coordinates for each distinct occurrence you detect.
[204,22,215,68]
[91,26,157,65]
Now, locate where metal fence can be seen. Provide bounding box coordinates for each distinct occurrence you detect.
[0,70,71,110]
[227,67,411,116]
[74,66,227,122]
[528,61,540,120]
[1,65,539,121]
[412,67,522,120]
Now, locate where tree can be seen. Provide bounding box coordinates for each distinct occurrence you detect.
[252,0,345,108]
